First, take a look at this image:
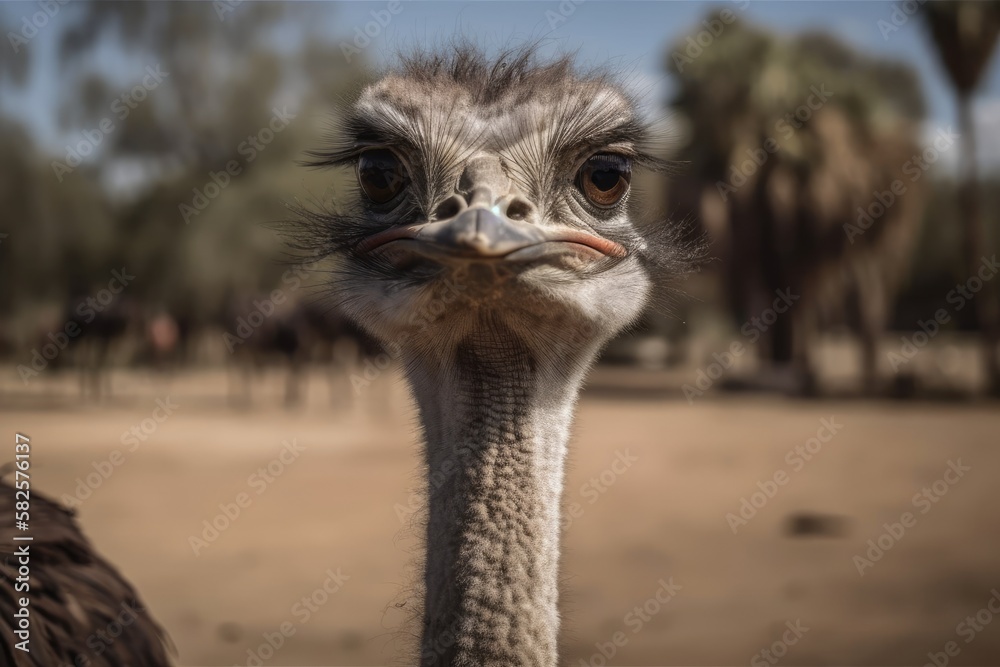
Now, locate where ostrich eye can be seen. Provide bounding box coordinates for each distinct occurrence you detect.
[357,149,407,205]
[577,153,631,208]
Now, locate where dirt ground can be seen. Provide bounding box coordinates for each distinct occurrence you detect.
[2,363,999,666]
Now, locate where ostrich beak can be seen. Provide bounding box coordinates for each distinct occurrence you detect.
[357,207,627,263]
[414,208,546,257]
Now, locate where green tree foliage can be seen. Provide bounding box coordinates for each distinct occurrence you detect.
[0,1,369,342]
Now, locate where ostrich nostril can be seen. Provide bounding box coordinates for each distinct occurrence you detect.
[434,196,465,221]
[505,198,534,222]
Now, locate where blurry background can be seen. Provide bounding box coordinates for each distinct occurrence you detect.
[1,1,999,665]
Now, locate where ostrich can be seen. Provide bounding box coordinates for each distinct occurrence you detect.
[296,45,697,666]
[223,290,377,407]
[0,475,171,666]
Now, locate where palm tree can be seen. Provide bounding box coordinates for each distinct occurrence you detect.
[666,16,926,394]
[921,2,1000,394]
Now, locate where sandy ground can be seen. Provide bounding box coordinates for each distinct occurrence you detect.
[1,364,999,666]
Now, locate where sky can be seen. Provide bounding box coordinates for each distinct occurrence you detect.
[2,0,999,169]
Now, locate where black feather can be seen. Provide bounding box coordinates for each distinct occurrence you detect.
[0,476,173,667]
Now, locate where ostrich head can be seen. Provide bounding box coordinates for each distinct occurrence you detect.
[297,44,695,666]
[300,45,688,370]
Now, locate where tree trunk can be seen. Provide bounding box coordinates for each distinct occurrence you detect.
[957,95,1000,393]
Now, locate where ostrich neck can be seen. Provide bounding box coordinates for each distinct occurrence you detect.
[407,323,591,667]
